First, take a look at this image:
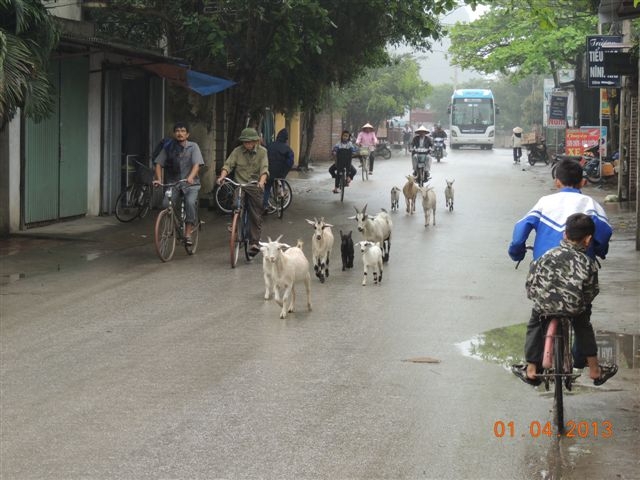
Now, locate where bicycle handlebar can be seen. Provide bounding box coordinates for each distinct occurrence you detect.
[515,246,534,270]
[154,179,190,188]
[219,178,258,187]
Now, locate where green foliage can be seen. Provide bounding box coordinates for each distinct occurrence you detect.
[0,0,60,128]
[448,0,596,82]
[89,0,459,141]
[337,55,431,132]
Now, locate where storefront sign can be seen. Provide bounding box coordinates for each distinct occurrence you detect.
[587,35,622,88]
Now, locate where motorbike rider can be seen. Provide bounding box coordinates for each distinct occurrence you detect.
[410,125,433,179]
[432,124,448,151]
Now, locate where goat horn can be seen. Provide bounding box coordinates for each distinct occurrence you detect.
[275,234,283,242]
[362,203,368,214]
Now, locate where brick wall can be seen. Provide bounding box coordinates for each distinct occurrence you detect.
[310,112,343,165]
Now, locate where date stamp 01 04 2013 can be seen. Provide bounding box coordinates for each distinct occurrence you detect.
[493,420,614,438]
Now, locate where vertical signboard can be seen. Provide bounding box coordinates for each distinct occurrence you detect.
[543,78,554,127]
[548,94,568,128]
[587,35,622,88]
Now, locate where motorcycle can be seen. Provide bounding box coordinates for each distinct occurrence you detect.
[526,141,549,165]
[582,145,616,184]
[374,141,392,160]
[432,137,445,162]
[412,147,431,187]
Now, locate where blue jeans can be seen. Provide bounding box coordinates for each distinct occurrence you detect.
[163,184,200,225]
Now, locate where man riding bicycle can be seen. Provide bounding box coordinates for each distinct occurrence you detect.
[329,130,357,193]
[153,122,204,246]
[216,128,269,257]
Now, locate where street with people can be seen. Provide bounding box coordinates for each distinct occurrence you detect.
[1,147,638,479]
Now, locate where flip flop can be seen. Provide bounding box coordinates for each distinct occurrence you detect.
[511,364,542,386]
[593,364,618,386]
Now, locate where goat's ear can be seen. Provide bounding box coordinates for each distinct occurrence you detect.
[324,223,334,228]
[347,215,356,220]
[259,241,268,247]
[305,219,315,225]
[280,243,291,250]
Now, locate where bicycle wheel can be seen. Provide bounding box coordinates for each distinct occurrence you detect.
[138,184,152,218]
[115,184,143,222]
[553,333,565,433]
[215,182,235,214]
[382,147,391,160]
[242,211,251,261]
[417,167,425,187]
[276,185,284,219]
[279,180,292,211]
[154,209,176,262]
[230,211,241,267]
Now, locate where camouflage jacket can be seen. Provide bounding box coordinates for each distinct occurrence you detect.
[526,239,599,316]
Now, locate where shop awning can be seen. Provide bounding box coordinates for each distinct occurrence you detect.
[139,62,236,96]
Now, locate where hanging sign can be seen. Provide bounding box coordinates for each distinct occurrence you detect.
[587,35,622,88]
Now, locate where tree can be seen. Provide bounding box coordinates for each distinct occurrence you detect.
[0,0,59,129]
[337,55,431,133]
[89,0,460,154]
[447,0,596,85]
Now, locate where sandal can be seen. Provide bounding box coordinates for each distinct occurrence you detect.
[593,364,618,386]
[332,188,339,194]
[511,364,542,386]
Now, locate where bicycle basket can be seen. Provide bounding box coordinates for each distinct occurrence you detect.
[358,147,370,157]
[134,162,154,184]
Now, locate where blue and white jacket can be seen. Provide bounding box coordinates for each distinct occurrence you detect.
[508,187,612,261]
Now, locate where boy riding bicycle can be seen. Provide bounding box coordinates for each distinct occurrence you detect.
[512,213,617,386]
[509,160,617,387]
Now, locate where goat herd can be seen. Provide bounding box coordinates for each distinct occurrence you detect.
[258,177,455,319]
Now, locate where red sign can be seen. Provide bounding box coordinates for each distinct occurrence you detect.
[565,128,600,155]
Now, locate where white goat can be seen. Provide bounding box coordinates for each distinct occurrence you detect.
[357,241,383,286]
[305,217,334,283]
[261,235,282,300]
[259,239,312,319]
[390,186,401,212]
[418,185,437,227]
[349,204,392,262]
[402,175,418,214]
[445,179,455,212]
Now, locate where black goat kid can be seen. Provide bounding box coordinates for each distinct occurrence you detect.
[340,230,354,271]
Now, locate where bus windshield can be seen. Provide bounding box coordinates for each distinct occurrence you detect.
[451,98,494,127]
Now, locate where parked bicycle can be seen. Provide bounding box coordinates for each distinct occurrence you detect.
[265,178,293,219]
[154,179,201,262]
[115,160,154,222]
[221,178,257,268]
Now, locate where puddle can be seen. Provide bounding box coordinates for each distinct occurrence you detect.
[458,324,640,369]
[83,252,103,261]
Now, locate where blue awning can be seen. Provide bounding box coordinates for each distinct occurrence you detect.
[185,69,236,96]
[139,62,236,96]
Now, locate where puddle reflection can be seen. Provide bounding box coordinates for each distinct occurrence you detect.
[458,324,639,369]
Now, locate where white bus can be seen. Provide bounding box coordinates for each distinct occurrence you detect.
[448,89,498,150]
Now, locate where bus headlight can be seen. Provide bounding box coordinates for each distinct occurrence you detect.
[488,130,494,137]
[451,131,457,137]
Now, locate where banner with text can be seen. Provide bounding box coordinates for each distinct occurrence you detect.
[587,35,622,88]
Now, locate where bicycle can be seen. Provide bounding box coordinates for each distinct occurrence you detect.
[537,315,581,434]
[221,178,257,268]
[265,178,293,219]
[335,148,353,202]
[357,147,370,181]
[115,160,154,222]
[154,179,201,262]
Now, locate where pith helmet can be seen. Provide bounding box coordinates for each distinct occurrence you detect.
[239,128,260,141]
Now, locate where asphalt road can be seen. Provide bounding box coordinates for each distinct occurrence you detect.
[1,147,638,479]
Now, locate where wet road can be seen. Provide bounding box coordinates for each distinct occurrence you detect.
[1,147,638,479]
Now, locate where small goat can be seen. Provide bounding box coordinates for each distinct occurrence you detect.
[349,204,393,262]
[418,185,437,227]
[340,230,354,271]
[402,175,418,215]
[261,235,282,300]
[445,179,455,212]
[357,241,383,286]
[390,187,401,212]
[305,217,334,283]
[259,238,312,319]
